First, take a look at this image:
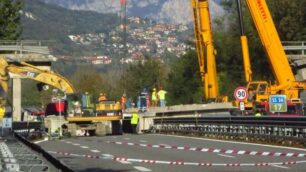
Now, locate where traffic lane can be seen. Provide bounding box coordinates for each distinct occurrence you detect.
[51,136,306,172]
[38,139,136,172]
[100,134,306,162]
[56,135,301,163]
[39,138,255,172]
[94,134,306,171]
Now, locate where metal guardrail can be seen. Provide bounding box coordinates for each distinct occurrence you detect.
[14,133,74,172]
[283,41,306,57]
[154,116,306,127]
[0,40,52,55]
[153,116,306,144]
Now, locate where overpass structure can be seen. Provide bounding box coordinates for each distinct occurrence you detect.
[0,40,55,121]
[283,41,306,80]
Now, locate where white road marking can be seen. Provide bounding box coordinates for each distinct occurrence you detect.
[134,166,151,171]
[90,150,100,153]
[124,138,130,140]
[34,137,48,144]
[102,154,114,157]
[112,136,117,139]
[66,141,72,144]
[271,164,289,169]
[80,146,89,149]
[73,143,80,146]
[160,144,171,147]
[218,154,235,158]
[160,134,306,152]
[139,140,147,143]
[119,161,132,164]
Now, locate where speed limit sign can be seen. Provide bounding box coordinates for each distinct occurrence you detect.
[234,87,248,101]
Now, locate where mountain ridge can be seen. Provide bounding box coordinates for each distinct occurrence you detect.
[41,0,224,24]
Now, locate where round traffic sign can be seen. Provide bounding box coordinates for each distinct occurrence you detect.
[234,87,248,101]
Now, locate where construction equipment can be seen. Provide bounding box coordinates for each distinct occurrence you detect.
[190,0,227,103]
[45,92,123,136]
[0,55,75,119]
[232,0,306,116]
[65,94,122,136]
[0,56,75,94]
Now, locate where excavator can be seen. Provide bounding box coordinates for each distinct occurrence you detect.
[0,55,75,118]
[190,0,227,103]
[231,0,306,116]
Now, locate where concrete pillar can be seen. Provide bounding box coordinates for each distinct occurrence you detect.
[12,78,21,122]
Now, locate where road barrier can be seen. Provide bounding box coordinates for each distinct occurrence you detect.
[152,116,306,145]
[104,140,306,158]
[48,150,305,167]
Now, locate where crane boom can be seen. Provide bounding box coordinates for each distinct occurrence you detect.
[232,0,306,116]
[246,0,296,86]
[191,0,219,101]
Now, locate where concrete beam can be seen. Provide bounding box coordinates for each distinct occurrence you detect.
[12,78,21,122]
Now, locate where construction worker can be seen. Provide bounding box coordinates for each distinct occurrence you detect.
[120,93,127,111]
[130,110,139,134]
[151,88,158,107]
[255,110,262,117]
[98,93,107,102]
[158,87,167,107]
[140,88,147,111]
[0,98,5,119]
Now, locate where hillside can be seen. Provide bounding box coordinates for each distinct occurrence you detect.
[21,0,120,55]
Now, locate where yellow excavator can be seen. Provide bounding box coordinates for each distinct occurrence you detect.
[190,0,227,103]
[0,55,75,118]
[232,0,306,116]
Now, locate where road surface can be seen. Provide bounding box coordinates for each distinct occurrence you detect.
[37,134,306,171]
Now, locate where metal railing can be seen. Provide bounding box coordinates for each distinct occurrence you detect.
[153,116,306,144]
[0,40,53,55]
[283,41,306,57]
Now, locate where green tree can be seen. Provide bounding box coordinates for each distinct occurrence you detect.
[0,0,22,39]
[268,0,306,40]
[119,59,167,101]
[69,66,108,99]
[166,50,203,105]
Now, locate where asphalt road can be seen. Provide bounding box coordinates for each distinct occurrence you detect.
[37,134,306,172]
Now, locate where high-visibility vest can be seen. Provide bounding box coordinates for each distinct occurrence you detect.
[131,113,139,124]
[157,90,167,100]
[0,107,5,118]
[255,112,262,117]
[152,91,157,100]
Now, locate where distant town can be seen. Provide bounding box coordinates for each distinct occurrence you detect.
[63,16,192,65]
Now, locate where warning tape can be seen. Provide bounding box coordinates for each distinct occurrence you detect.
[48,151,306,167]
[105,141,306,158]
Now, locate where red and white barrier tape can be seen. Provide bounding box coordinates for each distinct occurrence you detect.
[48,151,306,167]
[105,141,306,158]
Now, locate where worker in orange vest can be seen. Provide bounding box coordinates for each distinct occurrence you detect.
[120,93,127,111]
[98,93,107,102]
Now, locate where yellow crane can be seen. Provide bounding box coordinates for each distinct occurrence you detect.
[190,0,227,102]
[232,0,306,116]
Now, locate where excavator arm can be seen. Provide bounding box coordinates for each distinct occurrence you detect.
[0,56,75,94]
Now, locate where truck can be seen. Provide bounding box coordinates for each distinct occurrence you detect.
[231,0,306,116]
[45,93,123,136]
